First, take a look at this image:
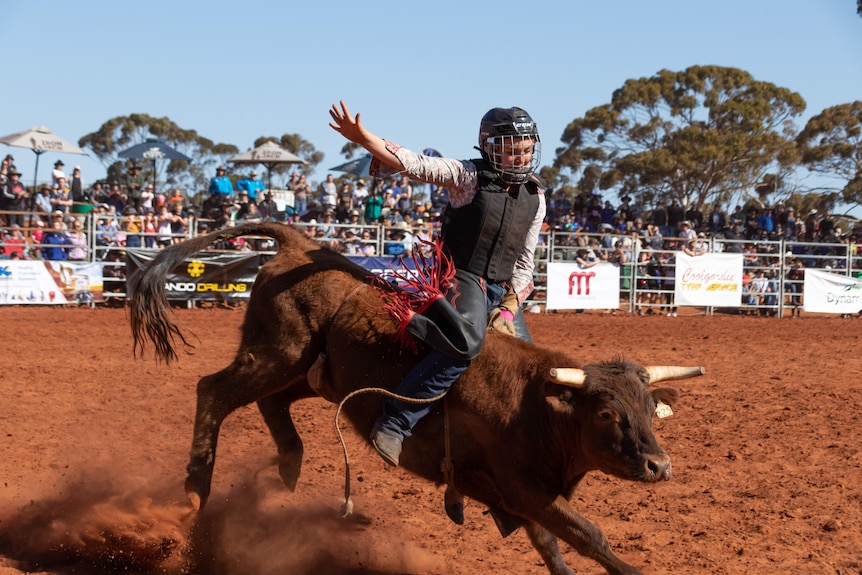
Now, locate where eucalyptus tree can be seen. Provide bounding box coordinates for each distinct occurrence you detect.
[796,101,862,213]
[554,66,805,212]
[78,114,239,194]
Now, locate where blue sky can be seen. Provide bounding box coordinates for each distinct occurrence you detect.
[3,0,861,208]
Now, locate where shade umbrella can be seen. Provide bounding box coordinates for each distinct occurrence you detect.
[0,125,87,189]
[227,141,306,191]
[329,154,374,177]
[117,138,192,195]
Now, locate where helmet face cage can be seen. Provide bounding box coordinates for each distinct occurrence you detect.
[478,107,541,184]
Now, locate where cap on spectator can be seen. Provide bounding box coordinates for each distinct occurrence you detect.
[350,209,360,216]
[681,220,691,227]
[697,232,706,238]
[4,154,13,161]
[41,183,52,191]
[217,165,226,171]
[600,223,613,231]
[54,160,64,167]
[808,209,817,215]
[8,168,22,176]
[356,180,365,186]
[345,228,358,235]
[123,206,138,215]
[250,170,257,176]
[52,210,64,216]
[74,165,81,171]
[415,218,424,225]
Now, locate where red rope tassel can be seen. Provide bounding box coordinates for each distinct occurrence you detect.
[374,237,456,352]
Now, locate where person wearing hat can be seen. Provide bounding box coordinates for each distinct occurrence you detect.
[352,179,368,208]
[3,168,30,227]
[208,165,234,198]
[257,191,278,222]
[236,170,265,202]
[33,183,54,217]
[51,159,67,188]
[125,162,147,210]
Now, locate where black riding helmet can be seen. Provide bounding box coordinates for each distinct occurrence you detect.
[477,107,541,185]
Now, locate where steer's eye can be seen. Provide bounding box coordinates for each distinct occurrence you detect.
[598,410,614,422]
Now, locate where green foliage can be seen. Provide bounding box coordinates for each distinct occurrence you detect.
[553,66,806,212]
[78,114,239,194]
[796,101,862,209]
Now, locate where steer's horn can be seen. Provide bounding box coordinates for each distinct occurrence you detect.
[644,365,706,383]
[549,367,586,388]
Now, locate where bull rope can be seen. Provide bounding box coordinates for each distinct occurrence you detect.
[334,387,450,518]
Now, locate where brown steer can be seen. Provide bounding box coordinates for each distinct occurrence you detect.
[129,222,704,575]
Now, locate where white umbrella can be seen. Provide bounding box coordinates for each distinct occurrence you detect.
[227,141,306,191]
[0,125,87,189]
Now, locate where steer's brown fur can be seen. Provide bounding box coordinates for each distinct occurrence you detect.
[129,222,682,575]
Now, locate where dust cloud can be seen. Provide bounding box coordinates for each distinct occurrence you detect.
[0,468,446,575]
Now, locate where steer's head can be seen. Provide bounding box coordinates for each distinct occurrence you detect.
[546,359,704,483]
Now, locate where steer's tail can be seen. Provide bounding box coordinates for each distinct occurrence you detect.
[128,222,295,363]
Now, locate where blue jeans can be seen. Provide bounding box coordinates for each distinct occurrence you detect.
[376,272,531,439]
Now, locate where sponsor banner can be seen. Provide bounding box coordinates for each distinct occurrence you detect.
[346,255,419,286]
[674,253,743,307]
[0,260,104,305]
[546,262,620,310]
[126,250,260,301]
[803,268,862,314]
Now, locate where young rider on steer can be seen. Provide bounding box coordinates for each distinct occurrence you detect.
[329,100,546,466]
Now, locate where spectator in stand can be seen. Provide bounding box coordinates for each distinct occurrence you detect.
[345,208,362,230]
[292,174,310,213]
[121,207,142,248]
[1,224,27,259]
[66,218,88,260]
[0,155,12,219]
[208,165,234,198]
[156,204,174,248]
[679,220,696,242]
[729,205,745,228]
[95,215,120,248]
[757,208,775,234]
[106,182,126,214]
[318,173,338,211]
[334,194,352,223]
[236,170,265,202]
[666,197,684,236]
[682,232,708,256]
[126,163,147,210]
[4,168,30,227]
[651,202,667,237]
[140,183,155,212]
[286,171,301,191]
[707,204,726,233]
[363,181,383,224]
[51,160,66,188]
[257,191,278,221]
[429,182,449,214]
[69,165,88,205]
[50,177,74,214]
[90,180,108,204]
[685,203,703,230]
[41,219,71,260]
[168,200,189,243]
[141,208,157,248]
[396,175,413,214]
[337,181,354,211]
[784,208,798,240]
[599,200,616,225]
[212,198,235,230]
[352,179,368,209]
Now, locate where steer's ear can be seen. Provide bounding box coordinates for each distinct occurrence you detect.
[651,387,680,409]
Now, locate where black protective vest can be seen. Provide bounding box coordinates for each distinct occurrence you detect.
[440,159,541,283]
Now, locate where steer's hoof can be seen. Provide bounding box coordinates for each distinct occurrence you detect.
[444,486,465,525]
[184,476,209,511]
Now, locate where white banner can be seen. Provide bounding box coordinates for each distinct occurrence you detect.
[547,262,620,310]
[803,268,862,314]
[674,253,743,307]
[0,260,103,305]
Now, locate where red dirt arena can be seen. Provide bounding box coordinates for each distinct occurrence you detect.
[0,307,860,575]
